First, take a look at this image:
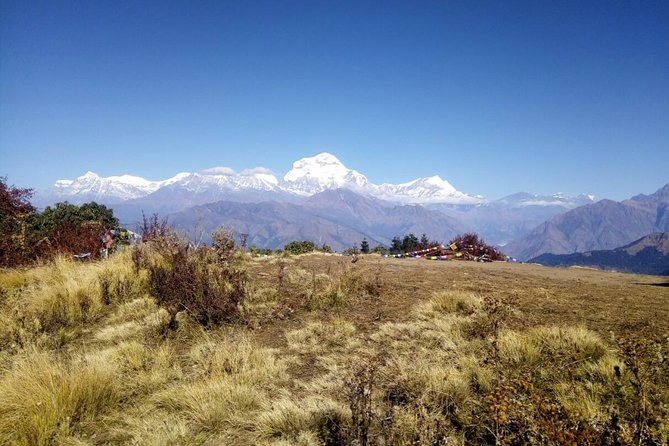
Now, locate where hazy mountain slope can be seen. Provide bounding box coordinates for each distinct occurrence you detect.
[168,189,464,250]
[530,232,669,276]
[168,200,379,251]
[505,184,669,260]
[111,184,297,225]
[431,192,597,246]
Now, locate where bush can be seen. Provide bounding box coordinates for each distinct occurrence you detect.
[449,232,505,261]
[211,226,237,262]
[140,233,247,329]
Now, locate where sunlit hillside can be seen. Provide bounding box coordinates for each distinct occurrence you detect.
[1,246,667,445]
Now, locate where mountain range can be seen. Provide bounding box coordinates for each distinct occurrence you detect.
[39,153,483,208]
[529,232,669,276]
[168,189,465,251]
[504,184,669,260]
[36,153,595,247]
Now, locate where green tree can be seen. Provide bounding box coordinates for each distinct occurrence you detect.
[284,240,316,255]
[79,202,118,228]
[31,201,118,234]
[30,201,120,260]
[401,233,420,252]
[390,236,402,254]
[360,238,370,254]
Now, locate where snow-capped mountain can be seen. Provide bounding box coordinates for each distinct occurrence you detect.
[161,169,279,194]
[41,152,483,206]
[48,171,165,203]
[281,153,482,204]
[36,151,610,248]
[492,192,596,208]
[377,176,483,205]
[282,152,369,195]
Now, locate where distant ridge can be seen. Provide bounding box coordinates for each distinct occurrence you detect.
[168,188,464,251]
[505,184,669,260]
[530,232,669,276]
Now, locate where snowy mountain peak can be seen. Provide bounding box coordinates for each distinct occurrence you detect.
[283,152,369,195]
[376,174,477,204]
[80,171,100,179]
[284,152,349,181]
[409,175,457,192]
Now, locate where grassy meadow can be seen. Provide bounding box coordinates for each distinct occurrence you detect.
[0,247,667,445]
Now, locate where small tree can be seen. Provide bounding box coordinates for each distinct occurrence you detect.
[390,236,402,254]
[420,233,430,249]
[401,233,420,252]
[360,238,370,254]
[140,212,170,242]
[145,239,246,329]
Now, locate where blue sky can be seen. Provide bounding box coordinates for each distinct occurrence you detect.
[1,0,667,200]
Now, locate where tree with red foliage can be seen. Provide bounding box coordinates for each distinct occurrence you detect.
[0,177,37,266]
[449,232,505,261]
[1,177,121,266]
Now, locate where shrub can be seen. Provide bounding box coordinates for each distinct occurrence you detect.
[211,226,237,263]
[146,243,246,328]
[449,232,505,261]
[284,241,316,255]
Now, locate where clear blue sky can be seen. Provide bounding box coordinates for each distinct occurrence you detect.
[1,0,667,200]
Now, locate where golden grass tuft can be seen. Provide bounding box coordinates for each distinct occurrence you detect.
[0,268,27,293]
[0,349,120,446]
[554,382,603,419]
[286,318,358,356]
[0,252,150,349]
[153,379,265,433]
[100,341,182,396]
[188,334,288,386]
[255,396,348,443]
[499,325,609,367]
[105,296,158,325]
[415,290,482,319]
[135,335,288,441]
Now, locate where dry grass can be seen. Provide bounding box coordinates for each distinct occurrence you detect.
[0,251,667,445]
[0,349,120,446]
